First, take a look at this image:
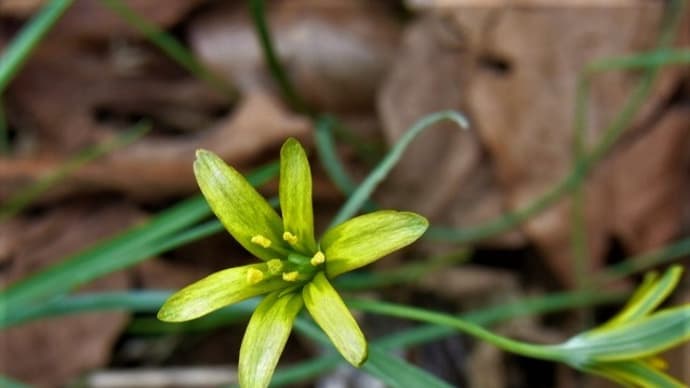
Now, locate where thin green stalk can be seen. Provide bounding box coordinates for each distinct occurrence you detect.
[349,298,566,362]
[0,0,74,94]
[335,249,471,291]
[569,0,687,289]
[248,0,309,114]
[427,1,689,244]
[330,110,468,228]
[98,0,236,100]
[585,49,690,73]
[315,115,378,212]
[571,77,590,289]
[596,236,690,283]
[0,121,150,221]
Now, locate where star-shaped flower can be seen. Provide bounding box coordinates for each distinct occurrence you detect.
[157,138,428,388]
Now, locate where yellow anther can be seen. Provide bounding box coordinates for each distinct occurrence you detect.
[282,271,299,282]
[267,259,283,275]
[251,234,272,248]
[282,231,298,245]
[310,251,325,266]
[246,268,265,285]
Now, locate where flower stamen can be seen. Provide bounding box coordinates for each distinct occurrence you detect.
[282,271,300,282]
[310,251,325,266]
[282,231,298,245]
[246,268,265,285]
[251,234,272,248]
[267,259,283,275]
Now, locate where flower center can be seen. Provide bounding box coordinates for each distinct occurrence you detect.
[247,234,326,286]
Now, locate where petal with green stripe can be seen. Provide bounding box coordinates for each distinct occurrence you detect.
[303,272,367,366]
[157,263,286,322]
[321,211,428,278]
[279,138,317,253]
[239,291,303,388]
[194,149,288,260]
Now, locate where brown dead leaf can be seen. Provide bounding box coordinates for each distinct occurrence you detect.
[608,107,690,253]
[0,91,311,201]
[0,201,144,386]
[189,0,401,113]
[51,0,205,40]
[0,0,44,16]
[377,14,524,247]
[454,5,685,285]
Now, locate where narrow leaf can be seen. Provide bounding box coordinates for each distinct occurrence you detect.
[597,266,683,331]
[563,306,690,362]
[303,272,367,366]
[364,347,454,388]
[239,291,303,388]
[279,138,317,253]
[194,149,288,260]
[322,211,428,278]
[157,263,285,322]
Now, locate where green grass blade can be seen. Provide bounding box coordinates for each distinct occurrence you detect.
[97,0,236,100]
[248,0,309,114]
[1,287,623,386]
[0,121,150,221]
[0,0,74,94]
[365,347,453,388]
[330,111,468,227]
[292,318,453,388]
[0,162,279,309]
[0,375,31,388]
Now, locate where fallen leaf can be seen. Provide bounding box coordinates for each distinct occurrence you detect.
[0,201,143,386]
[189,0,401,113]
[378,14,524,247]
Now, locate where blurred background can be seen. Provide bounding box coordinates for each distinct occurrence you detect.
[0,0,689,387]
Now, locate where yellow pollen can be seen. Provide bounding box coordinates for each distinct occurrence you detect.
[310,251,325,266]
[246,268,264,285]
[267,259,283,274]
[282,271,299,282]
[282,231,298,245]
[251,234,272,248]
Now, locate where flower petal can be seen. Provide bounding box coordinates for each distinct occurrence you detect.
[321,210,428,278]
[157,263,286,322]
[194,149,288,260]
[279,138,317,253]
[596,266,682,332]
[586,360,686,388]
[239,291,303,388]
[302,272,367,366]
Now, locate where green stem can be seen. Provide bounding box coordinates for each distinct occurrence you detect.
[349,299,566,362]
[98,0,237,100]
[330,110,468,228]
[0,0,74,94]
[248,0,309,114]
